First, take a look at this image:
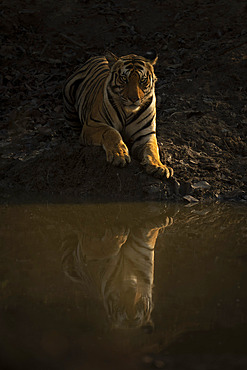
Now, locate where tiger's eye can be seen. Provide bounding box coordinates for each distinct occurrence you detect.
[120,75,127,82]
[140,77,148,84]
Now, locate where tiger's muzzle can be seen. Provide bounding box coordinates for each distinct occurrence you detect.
[124,99,142,113]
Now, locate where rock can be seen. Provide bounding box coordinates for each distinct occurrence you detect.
[183,195,199,203]
[192,181,211,189]
[179,181,193,196]
[38,126,52,137]
[167,176,180,195]
[222,190,246,201]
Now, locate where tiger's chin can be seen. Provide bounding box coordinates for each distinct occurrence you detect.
[124,104,141,114]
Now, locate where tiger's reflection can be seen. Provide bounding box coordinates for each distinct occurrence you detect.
[61,204,174,329]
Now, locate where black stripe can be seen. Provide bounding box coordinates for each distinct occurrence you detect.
[71,78,84,97]
[103,102,114,127]
[134,65,145,72]
[81,72,106,110]
[132,238,155,251]
[109,71,117,85]
[123,62,133,67]
[72,62,108,103]
[89,115,103,124]
[133,60,145,66]
[77,65,108,99]
[125,64,134,71]
[133,131,156,144]
[64,58,107,88]
[129,117,154,139]
[107,88,124,125]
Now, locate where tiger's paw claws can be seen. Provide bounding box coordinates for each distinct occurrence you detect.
[145,164,174,179]
[106,141,131,167]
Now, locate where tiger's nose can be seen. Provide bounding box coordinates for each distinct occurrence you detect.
[129,95,139,103]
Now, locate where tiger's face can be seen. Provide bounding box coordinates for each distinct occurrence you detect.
[104,278,153,330]
[106,53,158,113]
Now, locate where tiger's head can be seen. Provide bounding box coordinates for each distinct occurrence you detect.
[103,277,154,330]
[105,51,158,113]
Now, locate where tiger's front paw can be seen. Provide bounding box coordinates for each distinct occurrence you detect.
[105,140,131,167]
[145,163,174,179]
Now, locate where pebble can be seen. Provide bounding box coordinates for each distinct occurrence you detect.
[192,181,211,189]
[183,195,199,202]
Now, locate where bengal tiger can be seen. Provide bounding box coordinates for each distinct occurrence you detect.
[63,51,173,178]
[61,203,174,329]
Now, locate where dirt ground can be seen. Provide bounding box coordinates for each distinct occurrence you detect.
[1,0,247,203]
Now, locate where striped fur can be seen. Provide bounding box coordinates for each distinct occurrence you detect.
[63,52,173,178]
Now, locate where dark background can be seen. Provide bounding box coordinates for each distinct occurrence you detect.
[1,0,247,202]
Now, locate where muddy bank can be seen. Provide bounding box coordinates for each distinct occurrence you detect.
[1,0,247,203]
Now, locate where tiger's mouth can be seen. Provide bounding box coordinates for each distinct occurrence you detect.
[123,100,142,113]
[119,95,144,113]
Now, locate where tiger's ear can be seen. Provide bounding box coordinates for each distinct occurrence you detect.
[105,51,119,68]
[144,50,158,65]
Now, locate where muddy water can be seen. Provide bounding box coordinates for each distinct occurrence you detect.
[0,202,247,370]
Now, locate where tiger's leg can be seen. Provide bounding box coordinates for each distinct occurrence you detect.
[81,123,131,167]
[136,135,173,178]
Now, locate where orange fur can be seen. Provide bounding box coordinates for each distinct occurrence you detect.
[64,53,173,178]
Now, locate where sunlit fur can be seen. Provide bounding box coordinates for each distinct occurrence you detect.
[63,52,173,178]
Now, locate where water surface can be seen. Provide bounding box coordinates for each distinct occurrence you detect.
[1,202,247,369]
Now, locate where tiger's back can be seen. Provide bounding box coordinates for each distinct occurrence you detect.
[63,56,110,131]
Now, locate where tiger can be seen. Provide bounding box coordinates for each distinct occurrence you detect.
[61,203,174,329]
[63,51,173,178]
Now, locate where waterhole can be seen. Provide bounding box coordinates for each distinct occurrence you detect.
[0,202,247,369]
